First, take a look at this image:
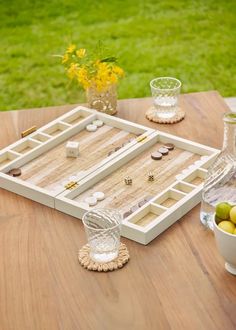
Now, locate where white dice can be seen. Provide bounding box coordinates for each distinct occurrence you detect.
[66,141,80,158]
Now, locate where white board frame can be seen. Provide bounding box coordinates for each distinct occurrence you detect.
[55,130,219,244]
[0,106,154,207]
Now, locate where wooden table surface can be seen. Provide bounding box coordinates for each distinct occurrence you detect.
[0,91,235,330]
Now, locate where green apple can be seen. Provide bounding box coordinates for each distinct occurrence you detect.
[215,202,232,220]
[218,220,235,234]
[230,206,236,224]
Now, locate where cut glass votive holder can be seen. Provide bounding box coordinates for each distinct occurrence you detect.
[150,77,181,119]
[82,209,122,263]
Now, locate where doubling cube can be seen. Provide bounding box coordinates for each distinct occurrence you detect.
[66,141,80,158]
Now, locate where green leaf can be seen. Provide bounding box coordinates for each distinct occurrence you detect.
[101,56,117,63]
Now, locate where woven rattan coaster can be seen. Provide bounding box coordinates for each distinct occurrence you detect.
[78,243,130,272]
[146,106,185,124]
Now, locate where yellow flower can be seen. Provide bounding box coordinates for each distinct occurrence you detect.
[109,73,118,84]
[62,53,69,64]
[67,62,79,80]
[77,67,90,89]
[76,48,86,58]
[113,65,124,77]
[66,44,76,54]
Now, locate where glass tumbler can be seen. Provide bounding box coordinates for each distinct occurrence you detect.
[82,209,122,263]
[150,77,181,119]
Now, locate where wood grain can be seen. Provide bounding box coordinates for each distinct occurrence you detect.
[19,125,135,191]
[0,91,236,330]
[73,142,200,215]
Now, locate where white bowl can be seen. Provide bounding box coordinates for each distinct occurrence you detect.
[213,216,236,275]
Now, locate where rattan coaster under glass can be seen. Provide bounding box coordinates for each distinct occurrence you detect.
[78,243,130,272]
[146,106,185,124]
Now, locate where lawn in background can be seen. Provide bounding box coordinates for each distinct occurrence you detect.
[0,0,235,111]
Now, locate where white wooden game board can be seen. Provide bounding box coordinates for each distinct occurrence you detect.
[0,106,219,244]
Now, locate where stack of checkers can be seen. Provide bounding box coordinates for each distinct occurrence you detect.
[86,120,104,132]
[123,195,153,218]
[151,143,174,160]
[107,138,136,157]
[7,168,21,177]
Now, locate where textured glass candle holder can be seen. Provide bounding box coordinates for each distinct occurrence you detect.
[82,209,122,263]
[150,77,181,119]
[86,84,117,115]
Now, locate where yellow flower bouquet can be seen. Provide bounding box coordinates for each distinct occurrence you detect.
[61,43,124,115]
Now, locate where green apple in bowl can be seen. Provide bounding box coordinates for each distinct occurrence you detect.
[213,203,236,275]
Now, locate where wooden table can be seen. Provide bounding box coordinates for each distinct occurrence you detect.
[0,91,235,330]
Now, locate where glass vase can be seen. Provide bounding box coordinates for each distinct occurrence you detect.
[86,84,117,115]
[200,112,236,230]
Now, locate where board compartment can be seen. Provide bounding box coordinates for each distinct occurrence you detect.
[153,189,186,208]
[182,168,207,186]
[31,133,51,143]
[0,151,20,168]
[128,204,166,227]
[11,139,41,154]
[42,122,71,136]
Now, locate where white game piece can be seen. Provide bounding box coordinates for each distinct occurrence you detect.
[84,196,97,206]
[66,141,80,158]
[86,124,97,132]
[92,120,104,127]
[93,191,105,201]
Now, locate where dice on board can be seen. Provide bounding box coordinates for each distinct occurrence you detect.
[66,141,80,158]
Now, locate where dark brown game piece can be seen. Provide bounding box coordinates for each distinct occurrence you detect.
[114,146,121,152]
[108,150,115,156]
[164,143,175,151]
[123,210,132,218]
[8,168,21,177]
[151,152,162,160]
[158,147,169,155]
[138,199,147,207]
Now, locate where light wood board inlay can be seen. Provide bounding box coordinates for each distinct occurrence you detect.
[66,116,83,125]
[49,128,64,136]
[0,158,13,167]
[190,176,204,186]
[134,212,158,227]
[18,146,33,154]
[161,198,178,208]
[19,125,136,192]
[74,143,201,215]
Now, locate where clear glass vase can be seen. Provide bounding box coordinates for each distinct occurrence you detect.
[86,84,117,115]
[200,112,236,230]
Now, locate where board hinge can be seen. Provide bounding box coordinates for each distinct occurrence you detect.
[136,135,147,143]
[21,126,37,138]
[64,181,79,190]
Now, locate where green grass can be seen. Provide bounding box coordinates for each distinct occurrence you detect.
[0,0,236,111]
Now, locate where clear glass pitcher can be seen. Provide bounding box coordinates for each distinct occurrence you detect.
[200,112,236,230]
